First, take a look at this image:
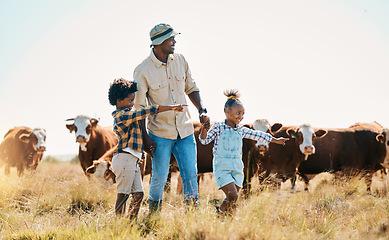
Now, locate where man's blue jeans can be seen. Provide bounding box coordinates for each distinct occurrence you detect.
[148,133,198,201]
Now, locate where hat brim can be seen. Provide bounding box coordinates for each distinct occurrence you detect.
[151,30,180,46]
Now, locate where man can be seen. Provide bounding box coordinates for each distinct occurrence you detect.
[134,23,209,214]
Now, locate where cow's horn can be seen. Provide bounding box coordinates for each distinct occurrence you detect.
[65,118,75,121]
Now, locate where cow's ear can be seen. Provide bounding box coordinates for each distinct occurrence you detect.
[90,118,99,128]
[243,124,253,129]
[66,124,75,133]
[86,163,96,174]
[19,133,31,143]
[376,133,385,143]
[270,123,283,134]
[315,129,328,139]
[286,128,297,138]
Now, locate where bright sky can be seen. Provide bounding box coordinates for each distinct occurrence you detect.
[1,0,389,156]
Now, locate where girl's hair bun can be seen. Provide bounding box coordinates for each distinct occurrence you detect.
[223,89,240,100]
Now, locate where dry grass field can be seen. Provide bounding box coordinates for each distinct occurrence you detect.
[1,161,389,240]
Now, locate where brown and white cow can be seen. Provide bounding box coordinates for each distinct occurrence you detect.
[0,127,47,176]
[379,129,389,171]
[297,123,387,191]
[256,124,327,191]
[85,147,117,188]
[349,122,389,173]
[241,119,283,194]
[252,119,283,155]
[66,115,118,184]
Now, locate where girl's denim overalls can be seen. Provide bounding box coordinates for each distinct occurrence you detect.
[213,126,244,189]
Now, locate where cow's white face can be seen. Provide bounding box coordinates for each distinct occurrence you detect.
[32,128,47,152]
[298,125,316,156]
[19,128,47,153]
[74,117,91,144]
[66,116,98,152]
[253,119,271,153]
[288,124,327,160]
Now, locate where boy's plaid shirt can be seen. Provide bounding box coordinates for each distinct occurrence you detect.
[112,105,159,155]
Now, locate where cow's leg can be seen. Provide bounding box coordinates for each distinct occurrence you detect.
[242,159,250,195]
[260,170,279,190]
[243,162,257,196]
[258,170,269,184]
[242,174,252,196]
[176,173,183,194]
[198,173,204,189]
[258,170,281,190]
[298,173,310,191]
[80,161,91,179]
[290,175,298,191]
[5,165,10,175]
[164,171,172,192]
[381,169,388,191]
[17,163,24,177]
[364,171,373,192]
[285,164,299,191]
[284,171,298,192]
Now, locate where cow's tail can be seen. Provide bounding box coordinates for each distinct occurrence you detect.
[0,142,5,164]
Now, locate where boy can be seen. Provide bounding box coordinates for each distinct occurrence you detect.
[108,78,186,219]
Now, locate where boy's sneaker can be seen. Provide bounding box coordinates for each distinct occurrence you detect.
[215,206,224,216]
[216,206,232,217]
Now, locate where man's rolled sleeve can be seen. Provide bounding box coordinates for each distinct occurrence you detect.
[134,71,148,109]
[183,59,200,95]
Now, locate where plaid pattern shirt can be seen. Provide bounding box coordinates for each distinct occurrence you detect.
[112,105,159,156]
[199,121,273,155]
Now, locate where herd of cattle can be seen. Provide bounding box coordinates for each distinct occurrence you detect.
[1,115,389,194]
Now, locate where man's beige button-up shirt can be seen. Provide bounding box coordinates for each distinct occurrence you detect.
[134,51,200,140]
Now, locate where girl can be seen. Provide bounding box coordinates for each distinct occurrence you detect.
[199,89,288,214]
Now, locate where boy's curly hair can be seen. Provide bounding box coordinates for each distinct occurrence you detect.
[223,89,242,112]
[108,78,138,106]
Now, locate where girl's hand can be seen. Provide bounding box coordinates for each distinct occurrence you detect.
[171,104,188,112]
[201,115,210,130]
[273,137,289,145]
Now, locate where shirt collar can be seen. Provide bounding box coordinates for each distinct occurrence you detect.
[150,50,175,68]
[222,120,241,130]
[112,108,129,117]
